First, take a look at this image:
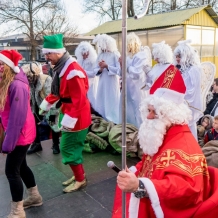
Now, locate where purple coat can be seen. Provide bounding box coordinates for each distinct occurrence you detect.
[1,68,36,153]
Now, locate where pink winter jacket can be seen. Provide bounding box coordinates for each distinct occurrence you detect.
[1,69,36,153]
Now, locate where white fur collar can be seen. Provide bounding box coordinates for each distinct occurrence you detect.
[59,57,77,78]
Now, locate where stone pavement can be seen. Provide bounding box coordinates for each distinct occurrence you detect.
[0,140,140,218]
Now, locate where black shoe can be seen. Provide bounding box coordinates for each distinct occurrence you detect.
[52,145,60,154]
[27,143,42,154]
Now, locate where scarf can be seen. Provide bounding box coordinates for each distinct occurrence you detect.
[51,52,71,96]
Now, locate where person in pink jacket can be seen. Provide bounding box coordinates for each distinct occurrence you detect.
[0,50,42,218]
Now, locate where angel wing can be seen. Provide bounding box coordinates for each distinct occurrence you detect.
[201,62,216,111]
[141,46,152,67]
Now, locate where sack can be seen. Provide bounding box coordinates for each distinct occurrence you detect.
[0,122,5,152]
[108,124,141,158]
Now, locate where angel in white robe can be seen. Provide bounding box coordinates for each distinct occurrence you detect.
[75,41,98,111]
[174,40,203,140]
[92,34,121,124]
[119,32,152,128]
[146,41,173,88]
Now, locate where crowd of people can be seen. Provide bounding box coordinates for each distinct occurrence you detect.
[0,32,218,218]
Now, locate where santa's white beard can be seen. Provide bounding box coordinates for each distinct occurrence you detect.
[138,118,171,156]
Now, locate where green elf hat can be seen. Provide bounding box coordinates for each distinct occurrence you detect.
[42,34,66,54]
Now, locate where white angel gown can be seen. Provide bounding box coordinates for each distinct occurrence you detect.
[78,59,99,111]
[94,52,121,124]
[121,49,152,128]
[182,65,203,140]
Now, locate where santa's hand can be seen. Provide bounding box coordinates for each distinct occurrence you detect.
[117,168,139,193]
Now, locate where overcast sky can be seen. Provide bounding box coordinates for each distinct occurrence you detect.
[63,0,99,34]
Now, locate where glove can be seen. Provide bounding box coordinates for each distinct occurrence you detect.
[39,109,46,115]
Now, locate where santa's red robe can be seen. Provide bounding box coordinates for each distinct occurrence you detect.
[113,125,218,218]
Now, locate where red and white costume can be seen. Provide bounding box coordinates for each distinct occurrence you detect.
[112,65,218,218]
[40,57,91,131]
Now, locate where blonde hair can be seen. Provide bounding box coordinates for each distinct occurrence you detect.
[0,64,15,110]
[214,115,218,121]
[127,32,141,57]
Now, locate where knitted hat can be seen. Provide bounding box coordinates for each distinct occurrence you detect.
[42,34,66,54]
[150,65,186,104]
[0,50,22,73]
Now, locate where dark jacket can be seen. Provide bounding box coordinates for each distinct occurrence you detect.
[204,128,218,144]
[204,93,218,115]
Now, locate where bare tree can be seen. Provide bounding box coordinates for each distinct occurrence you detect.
[0,0,78,60]
[146,0,218,14]
[82,0,145,22]
[82,0,122,22]
[35,7,79,47]
[128,0,135,17]
[83,0,218,21]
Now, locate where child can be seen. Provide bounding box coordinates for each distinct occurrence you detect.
[204,115,218,144]
[197,115,213,147]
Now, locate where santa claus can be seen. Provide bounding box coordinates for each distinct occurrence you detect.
[112,65,218,218]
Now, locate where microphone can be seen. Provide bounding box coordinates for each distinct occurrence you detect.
[107,161,121,173]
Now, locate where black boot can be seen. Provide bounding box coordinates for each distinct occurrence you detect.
[27,143,42,154]
[52,144,60,154]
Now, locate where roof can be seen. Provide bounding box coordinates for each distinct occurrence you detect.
[86,5,218,35]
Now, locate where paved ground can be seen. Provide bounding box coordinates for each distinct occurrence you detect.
[0,140,140,218]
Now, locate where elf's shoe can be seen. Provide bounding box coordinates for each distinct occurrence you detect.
[62,174,86,186]
[63,179,87,193]
[62,176,75,186]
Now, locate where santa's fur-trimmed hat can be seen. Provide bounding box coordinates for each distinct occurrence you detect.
[150,65,186,104]
[0,50,22,73]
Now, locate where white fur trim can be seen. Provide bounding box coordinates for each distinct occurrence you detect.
[14,66,20,73]
[129,166,137,173]
[142,178,163,218]
[154,88,185,105]
[0,53,15,70]
[67,70,86,80]
[40,99,53,111]
[59,57,77,78]
[129,193,140,218]
[42,48,66,54]
[61,114,78,129]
